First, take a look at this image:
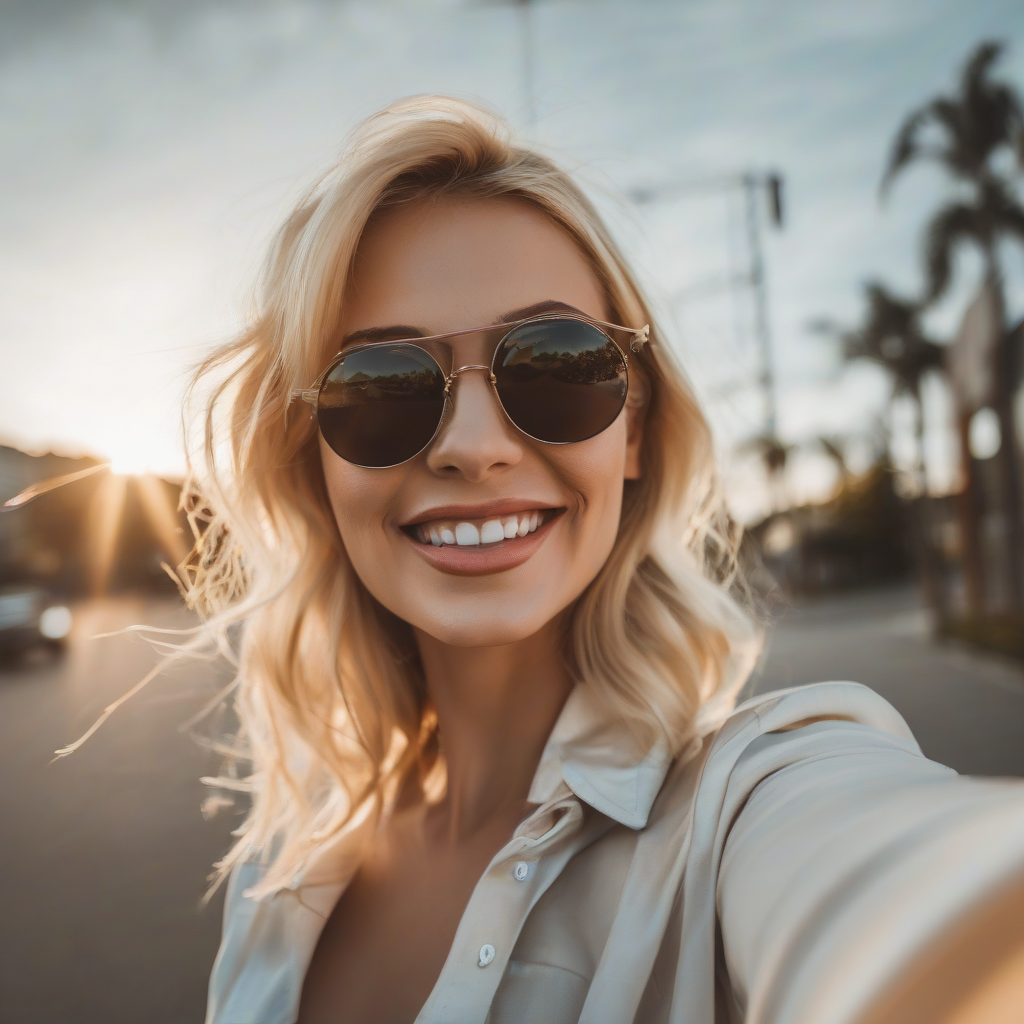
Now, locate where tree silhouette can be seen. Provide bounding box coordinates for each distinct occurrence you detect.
[882,40,1024,610]
[841,281,944,486]
[816,283,950,617]
[813,282,943,482]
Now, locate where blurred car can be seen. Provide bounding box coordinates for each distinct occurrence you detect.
[0,586,72,656]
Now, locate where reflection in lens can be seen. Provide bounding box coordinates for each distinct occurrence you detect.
[494,319,628,443]
[317,345,446,467]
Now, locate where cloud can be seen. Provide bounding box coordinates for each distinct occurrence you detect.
[0,0,1021,486]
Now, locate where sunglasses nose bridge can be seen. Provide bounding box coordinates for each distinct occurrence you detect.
[443,364,497,394]
[438,364,508,443]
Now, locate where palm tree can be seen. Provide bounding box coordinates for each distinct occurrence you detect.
[820,281,944,486]
[818,282,952,617]
[882,40,1024,609]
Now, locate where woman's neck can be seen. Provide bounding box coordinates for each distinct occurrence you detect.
[414,615,573,845]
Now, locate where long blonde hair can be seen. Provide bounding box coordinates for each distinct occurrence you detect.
[184,95,759,896]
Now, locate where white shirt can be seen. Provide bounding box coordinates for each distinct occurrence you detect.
[206,681,1024,1023]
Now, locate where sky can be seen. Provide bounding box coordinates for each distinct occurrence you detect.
[2,0,1023,520]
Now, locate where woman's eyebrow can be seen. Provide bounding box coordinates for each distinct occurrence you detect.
[341,324,425,345]
[494,300,585,324]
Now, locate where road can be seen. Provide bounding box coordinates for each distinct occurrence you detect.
[2,587,1023,1022]
[0,597,236,1024]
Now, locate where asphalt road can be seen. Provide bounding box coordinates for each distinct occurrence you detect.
[2,587,1023,1023]
[0,597,237,1024]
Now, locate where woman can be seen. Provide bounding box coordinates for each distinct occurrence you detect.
[195,97,1024,1024]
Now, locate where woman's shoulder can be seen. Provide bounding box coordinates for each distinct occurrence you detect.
[655,680,938,833]
[725,679,917,743]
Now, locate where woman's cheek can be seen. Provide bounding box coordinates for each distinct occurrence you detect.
[547,420,629,538]
[320,442,404,576]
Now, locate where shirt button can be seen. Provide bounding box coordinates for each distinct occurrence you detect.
[513,861,530,881]
[478,943,496,967]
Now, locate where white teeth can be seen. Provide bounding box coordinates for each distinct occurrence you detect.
[415,510,552,547]
[455,522,480,546]
[480,519,504,544]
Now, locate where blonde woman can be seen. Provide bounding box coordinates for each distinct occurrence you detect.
[195,97,1024,1024]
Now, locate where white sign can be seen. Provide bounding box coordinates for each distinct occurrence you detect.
[947,277,1001,412]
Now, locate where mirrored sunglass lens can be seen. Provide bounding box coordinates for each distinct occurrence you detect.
[317,345,446,467]
[493,320,628,443]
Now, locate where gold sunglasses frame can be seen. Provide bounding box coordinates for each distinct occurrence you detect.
[289,313,650,467]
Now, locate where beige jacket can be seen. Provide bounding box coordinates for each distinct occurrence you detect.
[206,681,1024,1024]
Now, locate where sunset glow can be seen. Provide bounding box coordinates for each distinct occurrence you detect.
[2,3,1019,516]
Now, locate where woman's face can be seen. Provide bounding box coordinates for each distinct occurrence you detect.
[320,197,644,647]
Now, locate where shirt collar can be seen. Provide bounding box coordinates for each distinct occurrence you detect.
[527,684,672,830]
[293,683,673,903]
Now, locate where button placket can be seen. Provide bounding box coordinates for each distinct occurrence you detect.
[415,799,601,1023]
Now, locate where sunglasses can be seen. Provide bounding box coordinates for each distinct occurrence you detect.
[292,313,650,469]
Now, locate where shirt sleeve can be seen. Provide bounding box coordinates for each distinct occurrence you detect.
[206,860,300,1024]
[716,719,1024,1024]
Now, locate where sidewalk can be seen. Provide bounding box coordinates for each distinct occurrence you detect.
[751,585,1024,777]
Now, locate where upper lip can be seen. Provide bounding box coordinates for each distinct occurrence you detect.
[401,499,563,527]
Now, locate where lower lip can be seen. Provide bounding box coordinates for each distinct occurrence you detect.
[404,514,561,576]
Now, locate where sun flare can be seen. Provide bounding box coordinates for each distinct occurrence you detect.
[108,449,155,477]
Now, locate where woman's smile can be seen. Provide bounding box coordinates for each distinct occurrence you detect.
[400,501,566,576]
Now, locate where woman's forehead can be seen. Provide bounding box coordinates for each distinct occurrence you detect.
[342,196,607,337]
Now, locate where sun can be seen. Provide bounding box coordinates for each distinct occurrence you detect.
[107,443,155,477]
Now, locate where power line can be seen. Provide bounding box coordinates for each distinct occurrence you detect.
[632,170,785,437]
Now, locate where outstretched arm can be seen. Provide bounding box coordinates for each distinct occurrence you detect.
[718,721,1024,1024]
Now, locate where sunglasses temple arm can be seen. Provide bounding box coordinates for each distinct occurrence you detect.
[630,325,650,352]
[290,388,320,407]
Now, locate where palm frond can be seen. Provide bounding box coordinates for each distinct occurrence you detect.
[881,106,931,197]
[987,82,1024,153]
[929,97,977,179]
[958,41,1023,173]
[924,203,986,300]
[836,281,944,394]
[962,40,1005,101]
[882,39,1024,191]
[1001,198,1024,244]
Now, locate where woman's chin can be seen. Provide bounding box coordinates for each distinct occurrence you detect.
[411,614,552,650]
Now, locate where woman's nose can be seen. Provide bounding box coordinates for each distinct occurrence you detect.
[425,370,524,480]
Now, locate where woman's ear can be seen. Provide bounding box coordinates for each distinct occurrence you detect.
[623,383,647,480]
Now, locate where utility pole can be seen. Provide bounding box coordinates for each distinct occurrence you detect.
[742,172,782,436]
[515,0,537,127]
[487,0,537,127]
[631,171,784,437]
